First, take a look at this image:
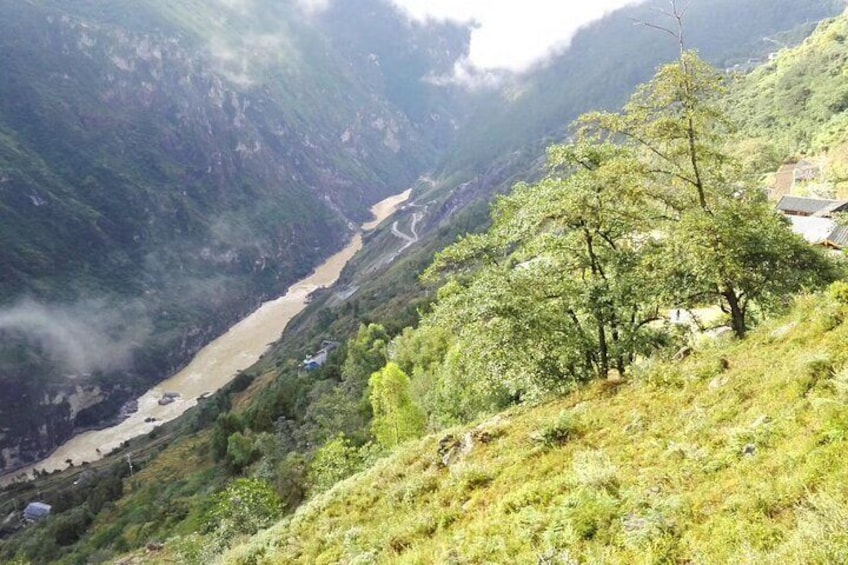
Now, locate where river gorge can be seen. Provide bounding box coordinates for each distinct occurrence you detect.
[1,189,412,485]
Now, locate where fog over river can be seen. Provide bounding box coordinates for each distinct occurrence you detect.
[2,189,412,484]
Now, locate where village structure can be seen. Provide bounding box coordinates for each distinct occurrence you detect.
[770,158,848,250]
[302,340,340,371]
[23,501,51,523]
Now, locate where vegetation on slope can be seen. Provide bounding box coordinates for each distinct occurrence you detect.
[731,11,848,156]
[445,0,845,174]
[217,286,848,564]
[3,4,846,564]
[0,0,471,470]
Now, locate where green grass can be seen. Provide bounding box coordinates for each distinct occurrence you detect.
[190,290,848,564]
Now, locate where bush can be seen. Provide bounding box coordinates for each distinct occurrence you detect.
[308,435,365,495]
[532,412,583,448]
[572,450,619,492]
[206,478,282,540]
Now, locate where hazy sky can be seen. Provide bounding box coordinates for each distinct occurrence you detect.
[389,0,643,72]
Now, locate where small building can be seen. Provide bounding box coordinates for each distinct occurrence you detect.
[302,340,341,372]
[23,502,52,523]
[777,195,848,218]
[824,225,848,250]
[303,349,329,371]
[787,216,848,250]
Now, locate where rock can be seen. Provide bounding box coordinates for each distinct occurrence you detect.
[439,431,481,467]
[673,346,693,362]
[606,368,624,382]
[537,549,579,565]
[461,433,475,456]
[437,434,462,467]
[622,512,650,534]
[770,322,797,341]
[709,375,729,390]
[742,443,757,457]
[708,326,735,341]
[750,415,771,428]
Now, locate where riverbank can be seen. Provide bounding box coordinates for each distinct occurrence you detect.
[0,189,412,485]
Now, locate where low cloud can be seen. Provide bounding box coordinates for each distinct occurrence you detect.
[390,0,643,75]
[296,0,329,15]
[0,299,151,375]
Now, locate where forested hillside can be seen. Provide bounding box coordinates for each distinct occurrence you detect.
[1,2,846,564]
[0,0,470,471]
[219,289,848,564]
[216,16,848,563]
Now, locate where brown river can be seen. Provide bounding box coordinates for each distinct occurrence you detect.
[2,189,412,484]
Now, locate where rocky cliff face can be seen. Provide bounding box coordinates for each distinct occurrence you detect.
[0,384,106,471]
[0,0,471,472]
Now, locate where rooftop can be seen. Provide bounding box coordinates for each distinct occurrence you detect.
[777,195,848,217]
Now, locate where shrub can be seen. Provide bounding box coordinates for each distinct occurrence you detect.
[205,478,282,541]
[531,412,583,448]
[572,450,618,492]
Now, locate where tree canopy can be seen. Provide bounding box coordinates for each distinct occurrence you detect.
[390,50,839,421]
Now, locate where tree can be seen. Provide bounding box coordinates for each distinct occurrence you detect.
[211,412,244,461]
[206,478,282,539]
[422,142,665,391]
[342,324,389,386]
[580,50,838,336]
[658,200,838,336]
[226,431,257,473]
[369,363,425,448]
[308,434,364,494]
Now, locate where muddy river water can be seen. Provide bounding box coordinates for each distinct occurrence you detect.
[2,189,412,483]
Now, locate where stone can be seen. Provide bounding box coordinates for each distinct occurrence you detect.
[770,322,797,341]
[673,346,693,362]
[709,375,729,390]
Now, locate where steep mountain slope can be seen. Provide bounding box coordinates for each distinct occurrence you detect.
[1,2,845,564]
[731,10,848,155]
[219,290,848,564]
[444,0,846,174]
[0,0,469,471]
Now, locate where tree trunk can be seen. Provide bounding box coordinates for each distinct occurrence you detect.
[597,321,609,379]
[723,287,746,338]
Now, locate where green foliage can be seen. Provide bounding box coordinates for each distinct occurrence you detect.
[532,411,584,448]
[226,431,257,473]
[216,291,848,563]
[383,50,838,434]
[342,324,390,386]
[659,199,839,336]
[307,435,376,495]
[369,363,426,448]
[206,478,282,540]
[828,280,848,305]
[731,14,848,154]
[212,413,244,463]
[49,507,94,547]
[580,51,838,337]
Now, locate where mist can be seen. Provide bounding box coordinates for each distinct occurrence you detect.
[0,299,152,375]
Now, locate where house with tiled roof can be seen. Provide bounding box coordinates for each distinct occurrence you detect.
[776,195,848,217]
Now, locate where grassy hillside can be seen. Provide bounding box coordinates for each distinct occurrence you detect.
[0,0,469,471]
[3,4,845,564]
[209,288,848,564]
[731,10,848,156]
